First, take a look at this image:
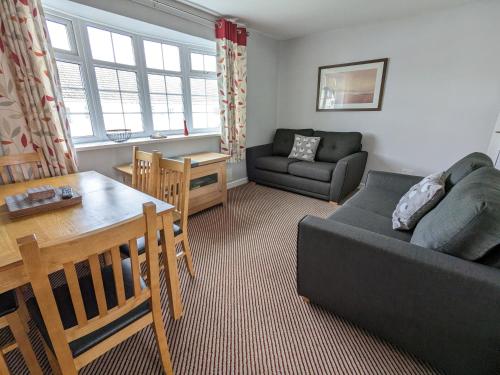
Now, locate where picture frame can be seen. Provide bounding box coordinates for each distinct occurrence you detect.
[316,58,388,111]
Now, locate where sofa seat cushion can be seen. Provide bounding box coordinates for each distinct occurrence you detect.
[344,187,404,218]
[412,167,500,262]
[272,128,314,156]
[255,156,298,173]
[27,259,150,358]
[288,161,336,182]
[328,205,413,242]
[313,131,362,163]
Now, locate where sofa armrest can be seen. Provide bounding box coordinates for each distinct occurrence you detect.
[297,216,500,375]
[365,170,423,196]
[246,143,273,181]
[330,151,368,202]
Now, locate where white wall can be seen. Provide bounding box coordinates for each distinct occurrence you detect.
[60,0,279,182]
[277,0,500,177]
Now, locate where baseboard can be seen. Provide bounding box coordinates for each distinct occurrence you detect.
[227,177,249,189]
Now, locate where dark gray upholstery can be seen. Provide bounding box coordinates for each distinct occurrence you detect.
[272,128,314,156]
[254,156,298,173]
[246,129,367,202]
[297,216,500,375]
[313,131,362,162]
[288,161,336,182]
[297,156,500,375]
[328,205,412,242]
[412,167,500,261]
[444,152,493,191]
[0,291,18,317]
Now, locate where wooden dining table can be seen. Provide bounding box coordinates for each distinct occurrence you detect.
[0,171,183,320]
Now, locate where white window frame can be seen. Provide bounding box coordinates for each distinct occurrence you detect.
[47,10,220,144]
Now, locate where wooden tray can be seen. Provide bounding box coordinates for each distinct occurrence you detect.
[5,187,82,219]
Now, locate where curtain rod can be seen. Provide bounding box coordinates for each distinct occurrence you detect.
[131,0,248,34]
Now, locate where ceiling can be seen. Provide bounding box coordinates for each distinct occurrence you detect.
[181,0,475,39]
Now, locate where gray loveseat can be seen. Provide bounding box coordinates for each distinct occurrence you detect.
[297,152,500,375]
[246,129,368,202]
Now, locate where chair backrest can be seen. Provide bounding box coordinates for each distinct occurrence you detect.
[131,147,161,197]
[158,157,191,229]
[17,202,161,362]
[0,149,49,184]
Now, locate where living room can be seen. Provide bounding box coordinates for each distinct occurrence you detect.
[0,0,498,374]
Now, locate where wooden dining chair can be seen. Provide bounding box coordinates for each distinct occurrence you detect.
[0,149,49,184]
[18,202,173,375]
[123,148,195,277]
[131,146,161,197]
[0,291,42,374]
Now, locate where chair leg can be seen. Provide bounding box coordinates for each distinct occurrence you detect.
[180,236,195,277]
[5,311,42,375]
[0,350,10,375]
[42,340,62,375]
[150,320,173,375]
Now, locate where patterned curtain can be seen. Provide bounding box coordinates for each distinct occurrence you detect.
[0,0,77,176]
[215,19,247,162]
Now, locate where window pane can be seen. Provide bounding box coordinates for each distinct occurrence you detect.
[67,114,93,137]
[190,78,205,95]
[168,95,183,113]
[169,113,184,130]
[56,61,93,137]
[191,96,206,112]
[207,113,220,128]
[47,21,71,51]
[88,27,114,62]
[207,97,219,113]
[112,33,135,65]
[117,70,138,92]
[62,89,88,113]
[191,53,204,71]
[192,113,207,129]
[152,113,170,131]
[103,113,125,130]
[99,91,122,112]
[148,74,166,94]
[124,114,143,132]
[121,92,141,113]
[150,94,168,112]
[205,79,218,96]
[204,55,216,72]
[144,40,163,70]
[165,76,182,94]
[162,44,180,71]
[95,67,119,90]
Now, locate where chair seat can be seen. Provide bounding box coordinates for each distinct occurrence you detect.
[288,161,336,182]
[0,291,18,317]
[27,259,150,358]
[119,224,182,257]
[254,156,298,173]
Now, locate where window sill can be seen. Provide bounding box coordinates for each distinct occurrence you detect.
[74,132,221,152]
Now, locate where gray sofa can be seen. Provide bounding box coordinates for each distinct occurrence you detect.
[297,152,500,375]
[246,129,368,202]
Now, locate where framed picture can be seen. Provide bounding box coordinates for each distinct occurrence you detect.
[316,58,388,111]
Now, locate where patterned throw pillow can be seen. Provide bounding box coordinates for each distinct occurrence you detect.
[392,172,446,230]
[288,134,321,162]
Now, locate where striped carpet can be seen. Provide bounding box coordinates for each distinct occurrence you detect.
[4,183,439,374]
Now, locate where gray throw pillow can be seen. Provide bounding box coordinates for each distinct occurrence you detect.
[392,172,446,230]
[288,135,321,162]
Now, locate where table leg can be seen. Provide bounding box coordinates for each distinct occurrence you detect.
[159,211,183,320]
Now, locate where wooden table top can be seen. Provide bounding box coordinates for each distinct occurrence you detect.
[0,171,173,278]
[114,152,229,176]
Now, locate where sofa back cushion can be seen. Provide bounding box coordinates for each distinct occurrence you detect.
[313,131,362,162]
[444,152,493,191]
[411,167,500,263]
[272,128,314,156]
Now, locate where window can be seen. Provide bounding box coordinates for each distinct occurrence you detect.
[47,13,219,143]
[57,61,93,137]
[47,20,72,51]
[190,78,219,129]
[190,52,216,72]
